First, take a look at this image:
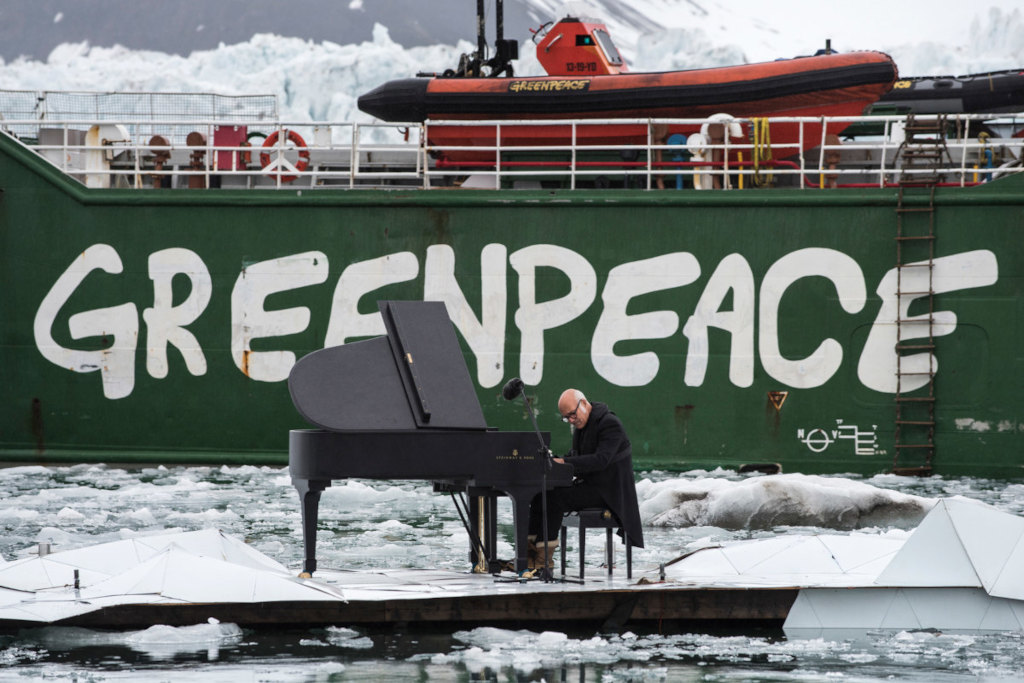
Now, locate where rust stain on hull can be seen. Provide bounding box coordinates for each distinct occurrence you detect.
[31,397,45,453]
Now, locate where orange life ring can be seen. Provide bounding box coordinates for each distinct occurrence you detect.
[259,130,310,183]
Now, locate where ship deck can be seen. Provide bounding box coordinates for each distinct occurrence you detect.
[1,94,1021,192]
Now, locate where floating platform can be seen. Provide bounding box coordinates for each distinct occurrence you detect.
[27,569,799,632]
[0,527,798,631]
[2,499,1022,634]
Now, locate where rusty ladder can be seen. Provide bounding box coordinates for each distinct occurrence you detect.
[892,114,948,476]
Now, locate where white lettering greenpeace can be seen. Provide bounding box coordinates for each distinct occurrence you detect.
[858,250,998,393]
[759,248,866,389]
[424,244,507,388]
[231,251,328,382]
[593,253,700,386]
[323,252,418,346]
[510,245,596,386]
[33,244,139,399]
[683,253,755,387]
[143,248,212,379]
[34,243,999,398]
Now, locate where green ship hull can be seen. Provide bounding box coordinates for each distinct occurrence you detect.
[2,130,1023,477]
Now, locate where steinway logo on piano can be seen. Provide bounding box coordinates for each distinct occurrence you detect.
[496,448,535,461]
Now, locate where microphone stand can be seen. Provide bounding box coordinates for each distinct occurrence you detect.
[523,387,553,581]
[503,377,556,581]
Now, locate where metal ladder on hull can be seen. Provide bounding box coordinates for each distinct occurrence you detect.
[892,114,948,476]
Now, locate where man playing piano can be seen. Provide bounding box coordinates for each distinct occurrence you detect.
[527,389,645,572]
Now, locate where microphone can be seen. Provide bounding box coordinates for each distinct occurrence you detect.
[500,376,551,460]
[501,377,525,401]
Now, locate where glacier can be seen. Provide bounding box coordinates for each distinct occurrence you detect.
[0,3,1021,126]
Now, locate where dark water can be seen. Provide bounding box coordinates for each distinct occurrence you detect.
[4,623,1023,681]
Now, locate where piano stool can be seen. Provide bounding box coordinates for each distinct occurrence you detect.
[559,508,632,580]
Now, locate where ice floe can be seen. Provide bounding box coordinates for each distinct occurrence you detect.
[0,529,344,624]
[785,498,1024,636]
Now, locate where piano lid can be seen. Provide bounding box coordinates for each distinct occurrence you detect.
[288,301,488,431]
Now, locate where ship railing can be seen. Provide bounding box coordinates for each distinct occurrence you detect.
[420,114,1024,190]
[2,113,1022,190]
[0,89,278,125]
[0,119,426,189]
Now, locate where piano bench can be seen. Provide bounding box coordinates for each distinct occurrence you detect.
[559,508,632,580]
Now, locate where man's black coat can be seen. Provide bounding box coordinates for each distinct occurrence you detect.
[567,401,644,548]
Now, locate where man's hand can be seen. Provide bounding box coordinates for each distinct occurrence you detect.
[553,457,565,464]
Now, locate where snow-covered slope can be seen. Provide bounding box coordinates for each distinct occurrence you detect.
[519,0,1024,70]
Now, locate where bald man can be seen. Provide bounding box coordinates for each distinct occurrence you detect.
[526,388,644,572]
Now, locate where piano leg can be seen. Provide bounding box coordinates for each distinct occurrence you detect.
[482,495,498,571]
[293,477,330,576]
[467,491,501,572]
[504,487,536,573]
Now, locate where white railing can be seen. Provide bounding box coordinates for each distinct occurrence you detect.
[3,113,1022,191]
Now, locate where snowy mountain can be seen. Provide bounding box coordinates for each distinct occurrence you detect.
[0,1,1022,125]
[0,0,524,62]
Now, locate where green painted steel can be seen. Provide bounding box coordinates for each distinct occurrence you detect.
[2,132,1022,476]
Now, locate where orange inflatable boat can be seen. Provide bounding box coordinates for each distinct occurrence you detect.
[358,15,898,162]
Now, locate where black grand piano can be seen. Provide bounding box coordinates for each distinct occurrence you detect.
[288,300,574,576]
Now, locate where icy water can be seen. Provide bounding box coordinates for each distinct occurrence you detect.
[1,463,1023,681]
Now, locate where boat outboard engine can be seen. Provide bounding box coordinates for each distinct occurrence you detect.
[435,0,518,78]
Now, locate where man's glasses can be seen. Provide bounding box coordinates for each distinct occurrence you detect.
[561,398,583,423]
